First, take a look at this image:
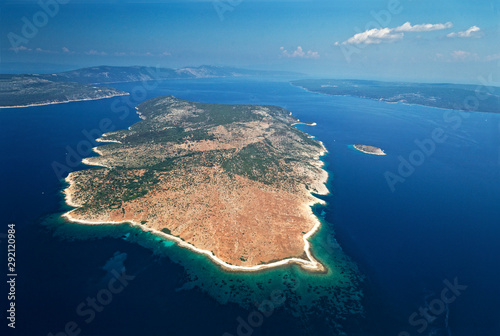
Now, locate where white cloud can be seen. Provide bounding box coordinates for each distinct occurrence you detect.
[280,46,319,58]
[85,49,107,56]
[9,45,32,52]
[35,47,55,53]
[447,26,482,38]
[113,50,171,57]
[135,51,162,57]
[451,50,469,59]
[485,53,500,62]
[337,28,403,45]
[395,21,453,32]
[11,46,75,54]
[450,50,479,61]
[435,50,482,62]
[336,21,453,45]
[59,47,77,55]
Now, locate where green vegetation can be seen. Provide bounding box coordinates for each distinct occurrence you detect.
[191,103,261,125]
[292,79,500,114]
[122,127,214,145]
[221,142,285,185]
[74,168,160,210]
[73,95,325,208]
[0,75,127,107]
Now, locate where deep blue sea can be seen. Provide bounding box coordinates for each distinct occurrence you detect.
[1,77,500,336]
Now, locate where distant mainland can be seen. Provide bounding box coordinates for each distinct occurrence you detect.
[3,66,499,114]
[292,79,500,114]
[0,74,128,108]
[0,65,303,108]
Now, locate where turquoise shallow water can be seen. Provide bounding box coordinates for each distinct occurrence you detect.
[1,77,500,335]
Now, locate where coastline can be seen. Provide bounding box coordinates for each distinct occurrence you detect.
[292,83,486,114]
[292,121,317,126]
[62,199,327,273]
[81,146,111,168]
[0,92,129,109]
[96,138,122,144]
[62,105,330,273]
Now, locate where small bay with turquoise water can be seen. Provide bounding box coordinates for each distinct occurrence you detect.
[1,77,499,336]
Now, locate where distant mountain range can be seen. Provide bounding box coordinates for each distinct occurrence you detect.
[39,65,304,84]
[7,67,495,113]
[0,65,303,108]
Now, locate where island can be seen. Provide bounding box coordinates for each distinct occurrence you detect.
[63,96,328,272]
[353,144,386,155]
[0,75,128,108]
[292,79,500,114]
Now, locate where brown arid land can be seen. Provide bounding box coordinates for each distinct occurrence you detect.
[63,96,329,272]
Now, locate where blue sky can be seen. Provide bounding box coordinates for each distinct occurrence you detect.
[1,0,499,83]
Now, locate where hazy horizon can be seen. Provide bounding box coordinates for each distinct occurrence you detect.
[1,0,499,85]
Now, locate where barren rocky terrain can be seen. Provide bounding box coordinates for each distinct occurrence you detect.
[64,96,328,268]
